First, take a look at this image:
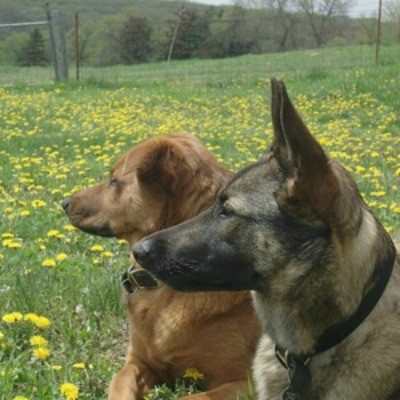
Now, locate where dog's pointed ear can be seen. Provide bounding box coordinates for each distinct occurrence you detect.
[271,79,339,217]
[271,78,287,151]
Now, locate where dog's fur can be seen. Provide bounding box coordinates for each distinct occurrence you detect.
[62,133,260,400]
[134,84,400,399]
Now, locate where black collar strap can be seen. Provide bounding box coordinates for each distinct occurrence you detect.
[275,249,396,399]
[122,264,161,293]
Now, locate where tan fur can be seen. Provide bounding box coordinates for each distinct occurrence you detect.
[63,133,261,400]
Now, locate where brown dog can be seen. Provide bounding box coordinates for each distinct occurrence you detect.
[62,133,260,400]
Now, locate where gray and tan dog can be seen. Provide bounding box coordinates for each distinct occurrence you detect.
[133,80,400,400]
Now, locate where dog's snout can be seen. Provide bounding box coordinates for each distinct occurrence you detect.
[133,239,152,264]
[61,197,71,211]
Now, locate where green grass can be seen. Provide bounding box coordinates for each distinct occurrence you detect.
[1,44,399,88]
[0,47,399,399]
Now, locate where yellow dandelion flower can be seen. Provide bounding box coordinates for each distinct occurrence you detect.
[56,253,68,262]
[2,239,22,248]
[33,347,51,360]
[13,396,29,400]
[371,191,386,197]
[34,316,51,330]
[47,230,65,239]
[42,258,56,267]
[51,365,63,371]
[32,199,47,208]
[24,313,39,323]
[183,367,205,381]
[2,312,23,324]
[73,362,85,369]
[20,210,30,216]
[1,232,14,238]
[60,383,79,400]
[90,245,104,252]
[29,335,48,347]
[101,251,113,258]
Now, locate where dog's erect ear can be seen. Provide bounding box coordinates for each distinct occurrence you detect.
[270,78,339,217]
[270,78,290,164]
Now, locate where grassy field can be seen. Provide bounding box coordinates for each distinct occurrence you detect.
[1,44,399,87]
[0,48,399,400]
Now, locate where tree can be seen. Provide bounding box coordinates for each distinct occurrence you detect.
[386,0,400,20]
[17,28,48,66]
[118,16,153,64]
[0,0,26,40]
[262,0,299,50]
[358,16,377,45]
[216,5,255,57]
[385,0,400,42]
[165,8,210,60]
[294,0,353,46]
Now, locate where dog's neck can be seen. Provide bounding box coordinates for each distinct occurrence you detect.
[253,209,396,357]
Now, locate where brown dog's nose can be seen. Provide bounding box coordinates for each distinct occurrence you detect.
[61,197,71,211]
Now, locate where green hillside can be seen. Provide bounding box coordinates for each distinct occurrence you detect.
[0,0,219,25]
[1,0,398,68]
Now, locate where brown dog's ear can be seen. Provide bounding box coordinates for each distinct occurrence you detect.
[136,139,192,193]
[271,78,339,218]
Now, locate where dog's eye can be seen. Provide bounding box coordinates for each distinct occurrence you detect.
[109,177,118,187]
[219,205,231,218]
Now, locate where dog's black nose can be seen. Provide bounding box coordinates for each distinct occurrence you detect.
[61,197,70,211]
[133,239,152,264]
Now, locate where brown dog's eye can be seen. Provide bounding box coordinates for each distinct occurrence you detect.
[109,177,118,187]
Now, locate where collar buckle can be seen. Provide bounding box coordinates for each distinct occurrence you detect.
[122,264,161,294]
[274,344,310,369]
[275,344,312,400]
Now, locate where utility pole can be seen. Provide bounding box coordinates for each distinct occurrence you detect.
[75,12,80,81]
[375,0,382,64]
[167,8,184,66]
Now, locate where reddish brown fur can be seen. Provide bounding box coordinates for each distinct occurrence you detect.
[63,133,261,400]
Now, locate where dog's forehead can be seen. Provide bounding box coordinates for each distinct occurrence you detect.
[228,160,277,191]
[224,160,279,212]
[111,149,138,178]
